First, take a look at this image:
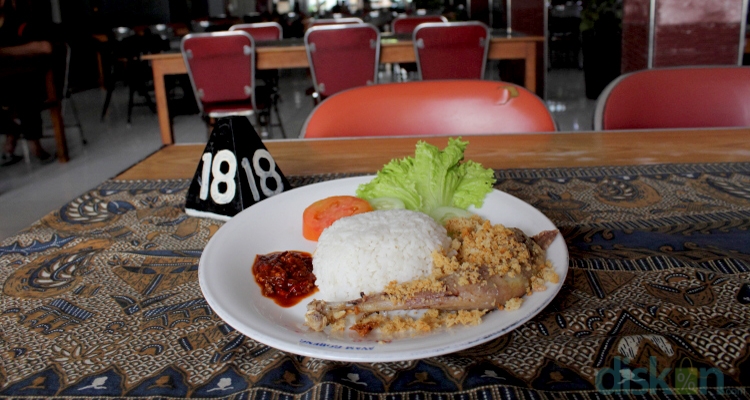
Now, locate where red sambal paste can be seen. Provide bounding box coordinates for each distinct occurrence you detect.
[252,251,317,307]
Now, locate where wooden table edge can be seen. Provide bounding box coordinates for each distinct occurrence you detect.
[116,128,750,181]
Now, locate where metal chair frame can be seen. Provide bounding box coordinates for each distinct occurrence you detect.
[100,27,160,123]
[304,23,381,102]
[182,31,258,116]
[182,31,283,137]
[59,44,84,140]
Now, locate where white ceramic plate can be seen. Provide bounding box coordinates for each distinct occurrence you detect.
[199,176,568,362]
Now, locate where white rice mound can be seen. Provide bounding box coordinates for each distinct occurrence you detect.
[313,209,452,302]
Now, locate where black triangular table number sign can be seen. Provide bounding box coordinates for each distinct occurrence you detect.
[185,116,291,221]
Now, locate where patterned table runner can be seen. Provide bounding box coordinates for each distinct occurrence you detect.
[1,163,749,398]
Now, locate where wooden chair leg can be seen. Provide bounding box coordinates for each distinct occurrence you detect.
[101,82,115,121]
[127,84,135,124]
[46,69,68,162]
[272,94,286,138]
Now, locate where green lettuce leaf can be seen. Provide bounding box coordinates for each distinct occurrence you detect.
[451,160,497,209]
[355,156,422,210]
[356,138,496,218]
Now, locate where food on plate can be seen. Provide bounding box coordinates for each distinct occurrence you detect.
[366,197,405,210]
[252,251,317,307]
[313,209,452,302]
[305,215,559,334]
[302,195,373,241]
[245,138,560,340]
[356,138,496,224]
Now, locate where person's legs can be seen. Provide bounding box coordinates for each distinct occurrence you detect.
[1,107,24,166]
[16,106,52,161]
[1,69,53,164]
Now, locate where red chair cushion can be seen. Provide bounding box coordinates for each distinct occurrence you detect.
[602,67,750,130]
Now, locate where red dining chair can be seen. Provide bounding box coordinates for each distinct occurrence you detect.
[414,21,490,80]
[301,80,556,138]
[229,22,283,41]
[391,15,447,81]
[304,24,381,104]
[392,15,448,34]
[594,66,750,130]
[181,31,285,138]
[229,22,286,137]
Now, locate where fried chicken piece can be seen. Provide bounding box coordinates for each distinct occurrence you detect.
[304,229,559,332]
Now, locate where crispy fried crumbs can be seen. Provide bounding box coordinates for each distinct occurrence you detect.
[440,216,536,280]
[350,319,378,336]
[504,297,523,311]
[330,317,347,332]
[541,263,559,284]
[531,276,547,292]
[383,278,446,305]
[349,309,489,337]
[375,215,557,310]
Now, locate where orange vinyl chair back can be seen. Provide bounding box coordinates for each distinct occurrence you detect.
[413,21,490,80]
[301,80,556,138]
[181,31,257,117]
[229,22,283,41]
[304,24,381,99]
[595,66,750,130]
[391,15,447,34]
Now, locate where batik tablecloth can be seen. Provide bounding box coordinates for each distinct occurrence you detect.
[1,163,749,398]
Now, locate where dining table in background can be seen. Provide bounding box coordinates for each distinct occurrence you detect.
[143,31,544,145]
[91,23,191,89]
[2,128,750,398]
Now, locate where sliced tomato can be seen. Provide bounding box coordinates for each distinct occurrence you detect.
[302,196,373,241]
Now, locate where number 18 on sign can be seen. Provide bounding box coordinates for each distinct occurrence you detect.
[185,117,290,221]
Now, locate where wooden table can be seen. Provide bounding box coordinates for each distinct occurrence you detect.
[5,130,750,397]
[118,128,750,180]
[143,34,543,146]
